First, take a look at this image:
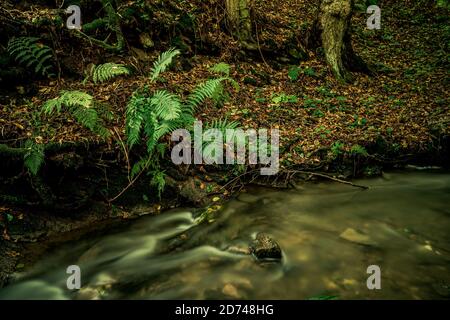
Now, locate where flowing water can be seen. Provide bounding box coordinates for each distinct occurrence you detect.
[1,171,449,300]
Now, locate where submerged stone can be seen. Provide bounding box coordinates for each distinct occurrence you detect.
[250,233,282,261]
[339,228,376,246]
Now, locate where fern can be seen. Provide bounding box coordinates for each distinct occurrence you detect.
[124,49,239,198]
[23,139,45,175]
[90,63,130,84]
[150,90,182,121]
[209,62,231,76]
[151,170,166,199]
[7,37,54,77]
[125,91,147,148]
[205,118,240,133]
[185,78,227,112]
[149,48,180,82]
[42,91,110,138]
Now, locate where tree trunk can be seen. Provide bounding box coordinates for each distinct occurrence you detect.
[308,0,368,82]
[226,0,255,49]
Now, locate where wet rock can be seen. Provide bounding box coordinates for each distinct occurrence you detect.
[250,233,282,261]
[222,283,240,299]
[339,228,377,246]
[76,287,101,300]
[139,33,154,49]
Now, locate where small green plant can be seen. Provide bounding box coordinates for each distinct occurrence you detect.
[151,170,166,199]
[209,62,239,107]
[209,62,231,76]
[351,115,368,128]
[23,139,45,175]
[42,91,110,138]
[303,67,317,77]
[288,66,316,80]
[350,144,368,156]
[316,86,335,97]
[7,37,54,77]
[288,66,301,81]
[330,141,345,159]
[272,93,298,105]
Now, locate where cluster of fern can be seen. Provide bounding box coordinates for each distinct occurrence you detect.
[7,37,54,77]
[124,48,240,197]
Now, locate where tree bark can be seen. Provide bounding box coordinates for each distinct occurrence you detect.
[308,0,369,82]
[226,0,256,49]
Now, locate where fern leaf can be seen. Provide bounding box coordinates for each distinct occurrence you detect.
[185,78,226,112]
[7,37,54,77]
[131,157,149,179]
[125,92,147,147]
[41,91,109,137]
[205,118,240,133]
[150,90,182,121]
[209,62,231,76]
[60,90,94,108]
[71,105,99,132]
[92,63,130,84]
[23,139,45,175]
[42,98,62,115]
[151,170,166,199]
[149,48,180,82]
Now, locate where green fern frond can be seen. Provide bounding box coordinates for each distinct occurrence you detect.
[91,62,130,84]
[41,91,110,137]
[131,157,149,179]
[185,77,227,112]
[59,90,94,109]
[154,120,183,141]
[143,111,158,153]
[7,37,54,77]
[151,170,166,199]
[150,90,182,121]
[149,48,180,82]
[125,92,147,147]
[42,98,62,115]
[23,139,45,175]
[71,104,100,132]
[205,118,240,133]
[209,62,231,76]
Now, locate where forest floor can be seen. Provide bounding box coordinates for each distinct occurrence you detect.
[0,0,449,286]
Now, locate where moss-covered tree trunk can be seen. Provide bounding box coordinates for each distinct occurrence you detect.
[308,0,368,82]
[226,0,255,49]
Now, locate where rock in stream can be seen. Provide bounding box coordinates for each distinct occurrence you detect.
[250,233,282,261]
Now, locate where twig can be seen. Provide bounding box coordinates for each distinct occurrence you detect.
[287,170,369,189]
[113,127,131,182]
[254,21,270,68]
[109,157,150,202]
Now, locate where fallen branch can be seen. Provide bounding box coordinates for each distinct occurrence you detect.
[287,170,369,189]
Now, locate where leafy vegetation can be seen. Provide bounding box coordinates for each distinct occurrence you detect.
[87,63,131,84]
[42,91,110,138]
[7,37,54,77]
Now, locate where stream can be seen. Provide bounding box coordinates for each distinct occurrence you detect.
[1,170,449,299]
